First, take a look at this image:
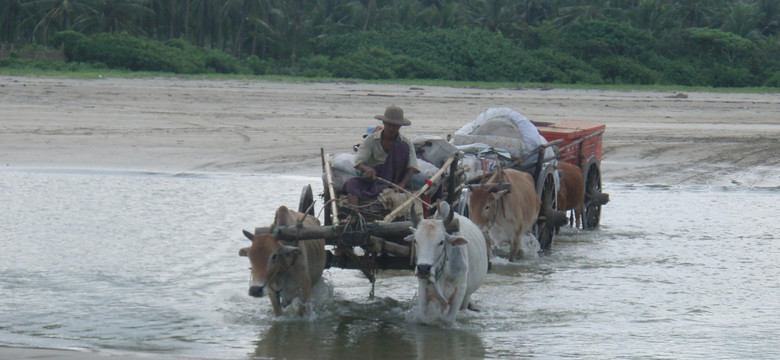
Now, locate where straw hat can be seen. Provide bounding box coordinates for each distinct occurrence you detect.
[375,106,411,126]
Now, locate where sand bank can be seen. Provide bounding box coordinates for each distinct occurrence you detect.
[2,76,778,187]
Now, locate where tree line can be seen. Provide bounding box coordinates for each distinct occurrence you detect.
[1,0,779,87]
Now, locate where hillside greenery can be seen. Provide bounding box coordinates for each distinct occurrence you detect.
[1,0,779,88]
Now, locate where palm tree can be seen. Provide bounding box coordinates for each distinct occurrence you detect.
[411,0,466,28]
[629,0,673,37]
[721,0,761,40]
[673,0,717,28]
[524,0,556,26]
[77,0,152,35]
[468,0,518,32]
[757,0,780,36]
[1,0,26,45]
[248,0,318,64]
[554,0,624,28]
[221,0,263,56]
[24,0,94,44]
[383,0,424,29]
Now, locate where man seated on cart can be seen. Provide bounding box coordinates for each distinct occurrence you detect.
[343,106,420,210]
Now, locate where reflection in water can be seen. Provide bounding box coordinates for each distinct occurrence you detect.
[412,326,485,360]
[253,316,485,360]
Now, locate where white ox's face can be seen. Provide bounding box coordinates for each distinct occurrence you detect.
[410,219,467,279]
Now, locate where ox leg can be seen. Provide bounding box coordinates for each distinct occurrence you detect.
[288,298,305,316]
[446,285,467,323]
[509,236,520,262]
[482,231,494,259]
[463,294,480,312]
[269,291,283,316]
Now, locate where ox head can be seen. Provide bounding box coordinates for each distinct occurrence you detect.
[406,202,467,279]
[240,230,302,298]
[468,184,509,230]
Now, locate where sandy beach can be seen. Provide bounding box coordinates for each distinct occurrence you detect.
[1,76,779,359]
[1,75,778,187]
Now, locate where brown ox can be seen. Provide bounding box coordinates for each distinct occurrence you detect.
[239,206,326,316]
[469,168,540,261]
[556,162,584,229]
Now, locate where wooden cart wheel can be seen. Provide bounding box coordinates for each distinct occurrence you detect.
[583,157,603,229]
[298,184,314,216]
[535,166,558,250]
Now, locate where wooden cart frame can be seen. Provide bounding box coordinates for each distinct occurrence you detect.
[252,122,610,290]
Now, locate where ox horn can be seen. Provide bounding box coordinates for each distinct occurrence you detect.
[409,204,421,226]
[440,202,460,234]
[242,229,254,241]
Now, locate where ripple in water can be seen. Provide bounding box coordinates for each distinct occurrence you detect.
[1,170,778,359]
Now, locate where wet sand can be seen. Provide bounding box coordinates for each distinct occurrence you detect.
[2,76,778,187]
[1,75,779,359]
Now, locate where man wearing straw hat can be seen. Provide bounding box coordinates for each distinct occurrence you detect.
[343,106,420,208]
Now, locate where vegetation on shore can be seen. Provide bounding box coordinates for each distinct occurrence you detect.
[2,0,778,88]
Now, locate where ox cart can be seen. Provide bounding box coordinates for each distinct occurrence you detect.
[534,121,610,230]
[251,111,609,290]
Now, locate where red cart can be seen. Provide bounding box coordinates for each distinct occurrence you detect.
[535,121,609,229]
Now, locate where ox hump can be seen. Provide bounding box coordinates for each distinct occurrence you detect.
[273,206,292,224]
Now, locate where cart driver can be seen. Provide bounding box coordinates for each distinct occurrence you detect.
[343,106,420,208]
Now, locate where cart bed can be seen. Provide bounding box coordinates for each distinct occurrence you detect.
[534,121,605,167]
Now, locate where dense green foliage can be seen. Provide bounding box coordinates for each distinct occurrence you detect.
[2,0,779,88]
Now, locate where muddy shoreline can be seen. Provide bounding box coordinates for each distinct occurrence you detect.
[2,76,778,187]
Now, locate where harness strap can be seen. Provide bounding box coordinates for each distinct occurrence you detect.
[433,243,448,282]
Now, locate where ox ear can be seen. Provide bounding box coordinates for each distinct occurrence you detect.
[243,230,254,241]
[437,201,452,220]
[447,235,468,246]
[404,232,415,243]
[239,247,249,257]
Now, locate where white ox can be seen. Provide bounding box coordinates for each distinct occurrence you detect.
[239,205,326,316]
[407,202,488,324]
[469,168,540,261]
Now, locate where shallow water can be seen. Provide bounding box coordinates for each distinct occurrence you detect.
[1,169,778,359]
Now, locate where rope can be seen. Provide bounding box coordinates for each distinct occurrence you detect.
[374,177,432,207]
[433,244,448,282]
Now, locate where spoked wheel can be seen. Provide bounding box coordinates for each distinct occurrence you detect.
[583,157,608,229]
[536,168,557,250]
[298,184,315,216]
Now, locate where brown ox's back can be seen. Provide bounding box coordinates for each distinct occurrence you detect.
[469,169,540,261]
[272,206,326,285]
[556,162,585,228]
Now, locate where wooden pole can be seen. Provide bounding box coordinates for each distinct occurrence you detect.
[322,149,340,222]
[254,221,414,241]
[382,156,456,222]
[368,236,411,257]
